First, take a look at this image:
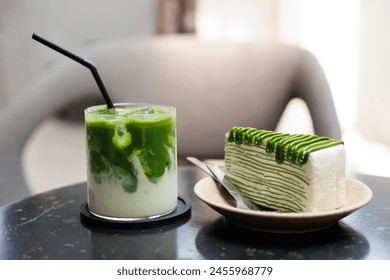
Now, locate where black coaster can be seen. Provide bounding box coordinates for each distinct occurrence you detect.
[80,197,191,229]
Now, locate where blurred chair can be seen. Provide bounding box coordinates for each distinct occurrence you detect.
[0,35,341,206]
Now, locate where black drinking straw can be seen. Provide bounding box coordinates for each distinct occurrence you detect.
[32,33,115,109]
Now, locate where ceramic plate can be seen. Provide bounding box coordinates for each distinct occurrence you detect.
[194,177,372,233]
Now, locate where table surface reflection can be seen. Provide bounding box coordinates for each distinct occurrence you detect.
[0,166,389,260]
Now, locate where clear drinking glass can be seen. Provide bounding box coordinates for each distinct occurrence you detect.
[84,103,177,220]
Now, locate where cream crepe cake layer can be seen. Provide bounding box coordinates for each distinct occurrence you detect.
[224,127,346,213]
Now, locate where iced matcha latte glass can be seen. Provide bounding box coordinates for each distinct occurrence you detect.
[85,103,177,220]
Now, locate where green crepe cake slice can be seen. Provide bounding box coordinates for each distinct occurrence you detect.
[224,127,346,213]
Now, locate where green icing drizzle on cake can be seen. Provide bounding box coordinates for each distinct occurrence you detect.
[225,127,346,213]
[227,127,344,165]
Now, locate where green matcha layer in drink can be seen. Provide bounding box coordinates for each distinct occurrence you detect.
[85,104,177,220]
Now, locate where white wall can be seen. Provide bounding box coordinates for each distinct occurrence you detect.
[358,0,390,145]
[278,0,361,132]
[196,0,278,41]
[279,0,390,176]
